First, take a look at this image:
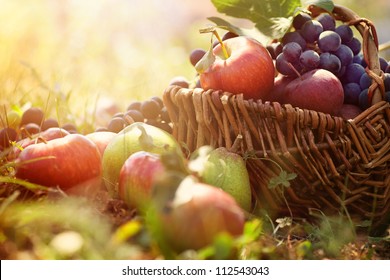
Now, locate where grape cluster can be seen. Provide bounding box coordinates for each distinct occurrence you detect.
[268,12,390,111]
[0,107,78,151]
[99,96,172,134]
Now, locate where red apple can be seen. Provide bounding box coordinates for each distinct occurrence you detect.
[119,151,165,210]
[154,176,245,252]
[102,122,182,198]
[337,104,362,120]
[283,69,344,115]
[85,131,116,156]
[198,36,274,100]
[9,127,69,160]
[267,74,295,103]
[15,134,102,195]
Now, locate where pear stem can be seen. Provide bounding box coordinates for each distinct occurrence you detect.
[213,30,229,60]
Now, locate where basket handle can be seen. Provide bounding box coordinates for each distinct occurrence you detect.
[309,4,385,105]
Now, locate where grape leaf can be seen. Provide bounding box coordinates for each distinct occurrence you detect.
[207,17,246,36]
[211,0,301,38]
[302,0,334,13]
[210,0,335,38]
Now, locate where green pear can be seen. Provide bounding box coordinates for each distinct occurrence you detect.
[102,122,182,198]
[190,146,252,212]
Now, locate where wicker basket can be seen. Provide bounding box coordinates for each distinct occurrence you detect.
[163,5,390,227]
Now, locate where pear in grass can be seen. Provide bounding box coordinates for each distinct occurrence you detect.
[189,146,252,212]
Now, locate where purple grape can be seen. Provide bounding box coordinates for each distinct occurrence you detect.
[301,20,323,43]
[353,54,364,65]
[275,53,298,76]
[42,118,59,131]
[359,73,371,90]
[344,63,365,84]
[386,91,390,102]
[337,66,346,78]
[333,44,353,66]
[222,31,238,41]
[266,42,283,59]
[335,25,354,43]
[293,12,312,30]
[384,73,390,91]
[124,110,144,122]
[20,107,44,126]
[359,89,369,110]
[379,57,388,73]
[0,127,18,150]
[360,58,368,68]
[282,31,306,50]
[318,31,341,52]
[299,50,320,70]
[317,13,336,31]
[319,53,341,74]
[141,100,161,119]
[189,48,206,67]
[282,42,302,63]
[343,82,361,105]
[344,37,361,55]
[108,117,127,133]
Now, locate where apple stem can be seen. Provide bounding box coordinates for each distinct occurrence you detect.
[213,30,229,60]
[287,62,301,79]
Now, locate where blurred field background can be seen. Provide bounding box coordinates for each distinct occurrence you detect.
[1,0,389,133]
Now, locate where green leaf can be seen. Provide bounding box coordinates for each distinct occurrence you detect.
[302,0,334,13]
[207,17,246,36]
[268,170,297,189]
[211,0,301,38]
[210,0,335,38]
[241,218,263,243]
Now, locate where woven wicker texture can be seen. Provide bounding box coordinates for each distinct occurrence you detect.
[163,5,390,226]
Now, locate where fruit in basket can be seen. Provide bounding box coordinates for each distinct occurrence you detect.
[283,69,344,115]
[152,174,245,252]
[196,35,274,100]
[102,122,182,198]
[190,146,252,211]
[337,104,362,120]
[268,75,295,103]
[15,134,102,195]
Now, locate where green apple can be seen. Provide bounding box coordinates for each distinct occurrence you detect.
[102,122,182,198]
[190,146,252,212]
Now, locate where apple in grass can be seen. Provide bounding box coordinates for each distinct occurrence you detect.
[150,174,245,252]
[85,131,116,156]
[15,134,102,196]
[8,127,70,160]
[119,151,165,210]
[195,30,274,100]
